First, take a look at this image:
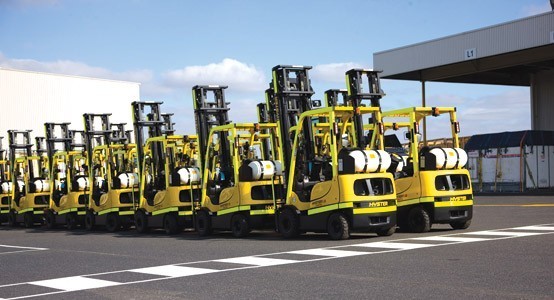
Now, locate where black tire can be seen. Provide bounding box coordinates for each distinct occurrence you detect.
[66,213,78,230]
[23,212,34,228]
[231,214,250,238]
[327,212,349,240]
[376,226,396,236]
[195,210,212,237]
[105,213,120,232]
[450,219,471,230]
[407,206,431,233]
[85,211,96,231]
[278,208,300,239]
[163,213,180,235]
[44,210,56,229]
[134,210,149,233]
[8,210,17,227]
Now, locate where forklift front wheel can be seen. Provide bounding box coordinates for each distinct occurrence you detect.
[196,210,212,237]
[8,210,17,227]
[163,213,180,235]
[66,213,78,230]
[45,210,56,229]
[376,226,396,237]
[231,214,250,238]
[327,212,350,240]
[278,209,300,239]
[23,212,34,228]
[106,213,120,232]
[450,219,471,230]
[408,206,431,233]
[134,210,149,233]
[85,211,96,231]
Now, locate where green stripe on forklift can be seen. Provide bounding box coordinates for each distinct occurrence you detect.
[0,210,9,213]
[353,206,397,214]
[178,210,193,216]
[18,208,34,214]
[217,205,251,216]
[435,200,473,208]
[33,210,44,215]
[397,196,434,207]
[250,209,275,216]
[119,211,135,216]
[77,211,87,216]
[98,208,119,215]
[307,202,354,216]
[58,208,79,215]
[152,207,178,216]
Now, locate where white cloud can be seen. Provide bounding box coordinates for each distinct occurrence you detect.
[0,52,172,97]
[163,58,266,92]
[521,3,551,16]
[311,62,366,83]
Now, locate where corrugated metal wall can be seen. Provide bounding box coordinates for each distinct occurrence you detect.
[0,68,139,140]
[531,70,554,131]
[374,12,554,77]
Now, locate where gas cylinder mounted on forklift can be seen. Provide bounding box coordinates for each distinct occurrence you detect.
[270,66,397,239]
[132,101,201,234]
[43,123,90,229]
[0,137,11,224]
[84,114,138,232]
[193,85,284,237]
[377,106,473,232]
[7,130,50,227]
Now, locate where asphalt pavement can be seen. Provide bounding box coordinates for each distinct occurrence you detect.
[0,195,552,300]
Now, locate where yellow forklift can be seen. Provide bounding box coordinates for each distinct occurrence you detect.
[378,107,473,232]
[193,85,284,237]
[44,123,90,229]
[84,114,138,232]
[7,130,50,227]
[132,101,201,234]
[271,66,397,239]
[0,137,11,224]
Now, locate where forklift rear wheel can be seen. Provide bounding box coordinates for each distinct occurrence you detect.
[407,206,431,233]
[8,211,17,227]
[231,214,250,238]
[327,212,349,240]
[45,210,56,229]
[106,213,120,232]
[66,213,78,230]
[450,219,471,230]
[376,226,396,236]
[85,211,95,231]
[163,213,180,235]
[196,210,212,237]
[134,210,149,233]
[23,212,34,228]
[278,208,300,239]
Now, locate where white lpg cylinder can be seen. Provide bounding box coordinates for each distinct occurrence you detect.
[349,150,391,173]
[429,148,468,169]
[75,177,89,191]
[33,179,50,193]
[118,172,139,188]
[94,177,105,189]
[0,182,12,194]
[249,160,282,180]
[16,180,25,192]
[177,167,201,185]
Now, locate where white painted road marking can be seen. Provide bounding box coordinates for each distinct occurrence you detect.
[0,244,49,256]
[215,256,299,266]
[131,265,217,277]
[32,276,119,291]
[289,248,367,257]
[0,223,552,300]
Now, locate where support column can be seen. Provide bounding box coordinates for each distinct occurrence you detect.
[422,80,427,146]
[530,70,554,131]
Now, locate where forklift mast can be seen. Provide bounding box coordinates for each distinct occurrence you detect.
[161,113,176,135]
[324,89,348,107]
[109,123,130,145]
[256,103,272,160]
[345,69,385,149]
[192,85,231,178]
[44,123,72,169]
[264,87,278,123]
[131,101,164,177]
[8,130,35,179]
[83,114,113,168]
[271,65,315,169]
[0,137,5,181]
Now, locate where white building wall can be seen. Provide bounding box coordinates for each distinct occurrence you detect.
[0,68,139,140]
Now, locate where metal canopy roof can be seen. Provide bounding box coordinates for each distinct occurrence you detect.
[374,11,554,86]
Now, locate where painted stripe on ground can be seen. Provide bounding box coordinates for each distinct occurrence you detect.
[0,244,49,256]
[0,223,552,300]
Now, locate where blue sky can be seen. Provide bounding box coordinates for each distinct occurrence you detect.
[1,0,552,139]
